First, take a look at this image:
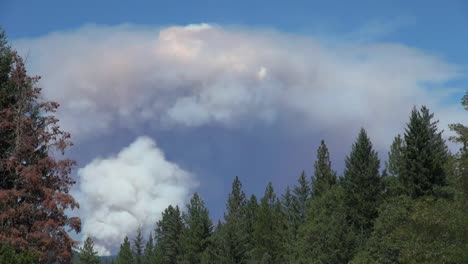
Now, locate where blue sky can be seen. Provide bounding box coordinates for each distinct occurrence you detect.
[2,0,468,63]
[1,0,467,255]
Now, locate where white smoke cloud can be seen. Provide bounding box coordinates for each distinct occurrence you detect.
[14,23,465,149]
[76,136,196,255]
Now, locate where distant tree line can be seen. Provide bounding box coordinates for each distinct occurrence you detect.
[82,95,468,263]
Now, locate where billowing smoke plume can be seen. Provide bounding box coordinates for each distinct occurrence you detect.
[76,136,196,255]
[13,24,465,254]
[14,23,465,148]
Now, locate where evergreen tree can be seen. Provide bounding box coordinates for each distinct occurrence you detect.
[180,193,213,264]
[154,205,184,264]
[253,183,287,263]
[244,194,258,258]
[292,171,311,224]
[201,221,230,264]
[312,140,337,196]
[383,135,405,198]
[387,135,404,177]
[222,177,249,263]
[343,128,382,236]
[143,233,155,264]
[358,195,468,264]
[133,226,144,264]
[449,92,468,202]
[0,244,38,264]
[0,29,80,263]
[281,186,298,262]
[299,186,356,264]
[78,237,100,264]
[116,236,134,264]
[400,106,448,198]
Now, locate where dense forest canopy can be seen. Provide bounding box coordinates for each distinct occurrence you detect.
[0,27,467,264]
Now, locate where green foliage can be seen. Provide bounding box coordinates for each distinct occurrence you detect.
[292,171,311,225]
[449,91,468,203]
[200,221,229,264]
[252,183,287,263]
[221,177,250,263]
[116,236,134,264]
[299,186,356,264]
[133,226,144,264]
[142,233,155,264]
[154,205,184,264]
[361,195,468,263]
[400,106,449,198]
[0,244,38,264]
[78,237,100,264]
[313,140,337,196]
[387,135,404,177]
[179,193,213,264]
[343,128,382,236]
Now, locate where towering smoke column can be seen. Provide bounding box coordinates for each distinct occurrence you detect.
[77,136,196,255]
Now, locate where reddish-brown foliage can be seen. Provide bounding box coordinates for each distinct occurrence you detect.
[0,52,81,263]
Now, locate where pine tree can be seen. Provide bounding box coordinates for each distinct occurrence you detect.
[292,171,311,224]
[383,135,405,198]
[387,135,404,177]
[180,193,213,264]
[133,226,144,264]
[143,233,155,264]
[299,186,356,263]
[400,106,448,198]
[253,183,287,263]
[116,236,134,264]
[281,186,297,262]
[154,205,184,264]
[244,194,258,258]
[200,221,229,264]
[222,177,249,263]
[312,140,337,196]
[343,128,382,236]
[78,237,100,264]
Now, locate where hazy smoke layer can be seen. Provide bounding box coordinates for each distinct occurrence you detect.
[14,23,465,148]
[77,136,195,255]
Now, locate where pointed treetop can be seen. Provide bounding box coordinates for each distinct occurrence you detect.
[387,135,404,177]
[401,106,448,197]
[226,176,247,218]
[78,237,100,264]
[313,140,337,196]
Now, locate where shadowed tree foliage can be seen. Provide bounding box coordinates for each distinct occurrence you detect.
[387,135,404,177]
[252,183,287,264]
[142,233,154,264]
[312,140,337,197]
[222,177,249,264]
[0,29,81,263]
[382,135,405,198]
[449,91,468,202]
[292,171,311,225]
[133,226,144,264]
[0,243,37,264]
